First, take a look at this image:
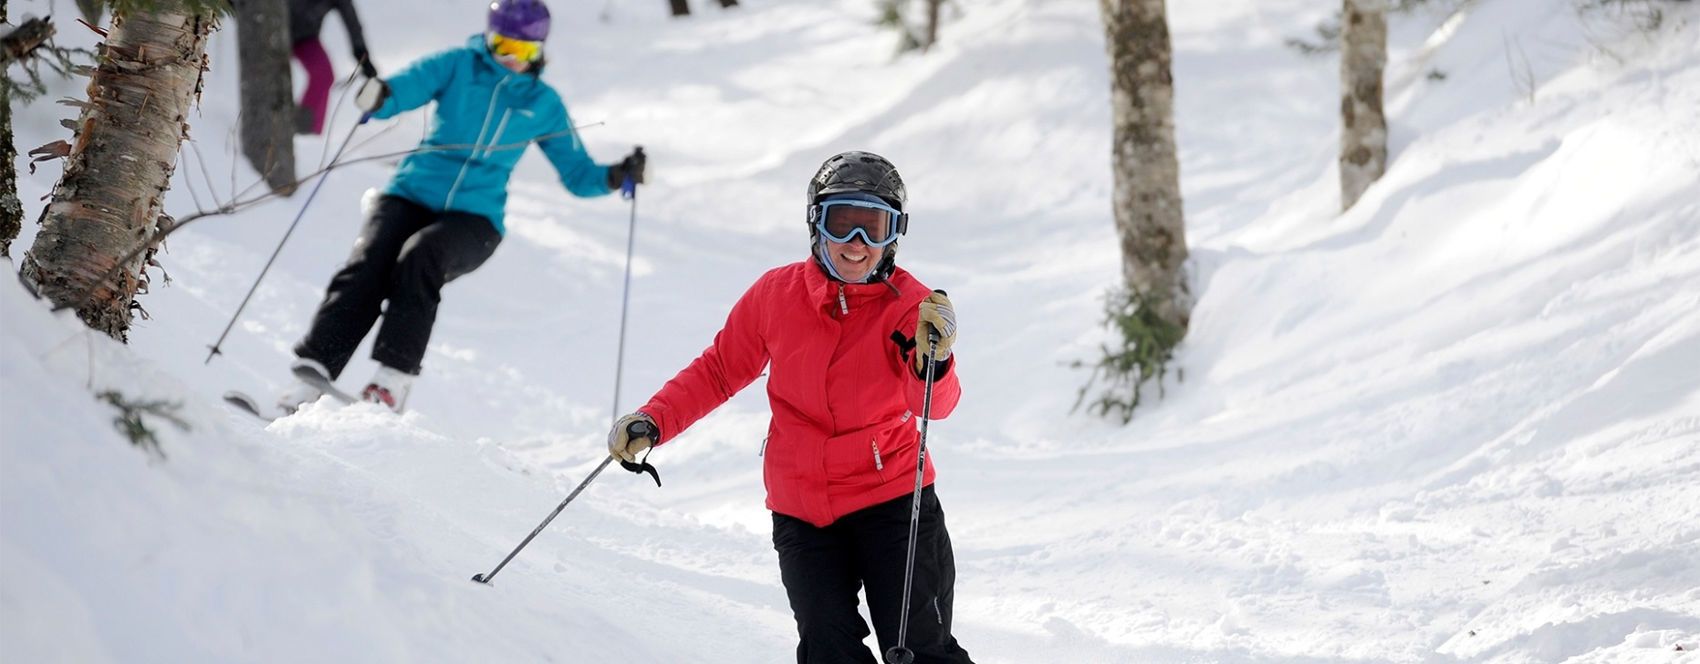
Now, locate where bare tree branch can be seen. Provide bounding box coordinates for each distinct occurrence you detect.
[45,120,606,315]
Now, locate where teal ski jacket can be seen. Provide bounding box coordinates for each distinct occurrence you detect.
[371,36,613,234]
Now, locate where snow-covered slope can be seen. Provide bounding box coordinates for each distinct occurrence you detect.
[5,0,1698,661]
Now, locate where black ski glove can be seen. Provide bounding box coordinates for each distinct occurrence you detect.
[354,48,378,79]
[606,148,647,191]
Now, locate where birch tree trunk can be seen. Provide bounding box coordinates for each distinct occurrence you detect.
[1100,0,1189,331]
[1340,0,1388,211]
[20,10,215,340]
[236,0,296,195]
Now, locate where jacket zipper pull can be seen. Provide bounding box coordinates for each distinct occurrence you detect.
[871,439,883,471]
[837,285,849,316]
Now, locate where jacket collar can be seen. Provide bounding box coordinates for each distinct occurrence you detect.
[802,258,902,316]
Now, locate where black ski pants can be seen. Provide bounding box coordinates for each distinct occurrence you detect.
[295,195,500,378]
[772,486,974,664]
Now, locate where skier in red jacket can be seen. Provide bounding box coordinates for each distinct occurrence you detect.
[609,152,974,663]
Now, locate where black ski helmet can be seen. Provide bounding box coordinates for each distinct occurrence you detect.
[808,151,907,209]
[807,151,908,283]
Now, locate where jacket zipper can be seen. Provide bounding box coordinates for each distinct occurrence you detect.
[836,284,849,316]
[871,438,886,481]
[479,108,515,161]
[444,74,513,210]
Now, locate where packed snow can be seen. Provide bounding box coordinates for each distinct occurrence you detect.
[4,0,1698,661]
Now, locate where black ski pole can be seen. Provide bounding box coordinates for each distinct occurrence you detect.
[609,149,660,487]
[470,418,656,584]
[472,156,656,585]
[205,115,369,364]
[884,324,943,664]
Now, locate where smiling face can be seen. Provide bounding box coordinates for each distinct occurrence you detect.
[824,235,886,283]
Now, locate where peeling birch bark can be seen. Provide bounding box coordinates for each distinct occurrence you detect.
[21,11,216,340]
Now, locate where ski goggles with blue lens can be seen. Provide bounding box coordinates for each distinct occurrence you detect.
[810,195,907,248]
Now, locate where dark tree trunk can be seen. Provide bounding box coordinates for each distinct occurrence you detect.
[235,0,297,195]
[21,10,217,341]
[922,0,942,50]
[1,5,18,256]
[1,77,18,257]
[669,0,691,17]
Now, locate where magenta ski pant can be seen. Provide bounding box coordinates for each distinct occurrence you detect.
[292,38,333,134]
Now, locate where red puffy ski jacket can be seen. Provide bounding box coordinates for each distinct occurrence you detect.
[639,260,960,527]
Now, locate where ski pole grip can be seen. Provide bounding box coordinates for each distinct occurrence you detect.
[619,418,663,488]
[619,145,645,199]
[626,418,656,444]
[925,289,946,358]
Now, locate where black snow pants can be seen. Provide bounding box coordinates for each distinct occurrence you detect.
[295,195,500,378]
[772,486,975,664]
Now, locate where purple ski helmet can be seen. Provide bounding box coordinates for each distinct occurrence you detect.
[488,0,551,42]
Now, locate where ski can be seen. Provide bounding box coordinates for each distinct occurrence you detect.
[222,390,277,423]
[291,363,359,404]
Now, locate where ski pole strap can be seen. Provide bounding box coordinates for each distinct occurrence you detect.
[620,455,660,487]
[620,419,662,487]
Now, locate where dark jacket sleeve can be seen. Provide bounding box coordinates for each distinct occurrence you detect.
[287,0,317,45]
[333,0,369,55]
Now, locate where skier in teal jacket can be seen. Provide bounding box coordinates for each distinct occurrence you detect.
[281,0,645,413]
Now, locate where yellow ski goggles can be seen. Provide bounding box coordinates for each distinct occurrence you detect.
[487,33,544,64]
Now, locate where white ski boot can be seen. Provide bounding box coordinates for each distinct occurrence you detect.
[361,364,415,413]
[277,358,330,414]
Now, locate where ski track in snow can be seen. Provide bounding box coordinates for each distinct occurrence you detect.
[5,0,1700,661]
